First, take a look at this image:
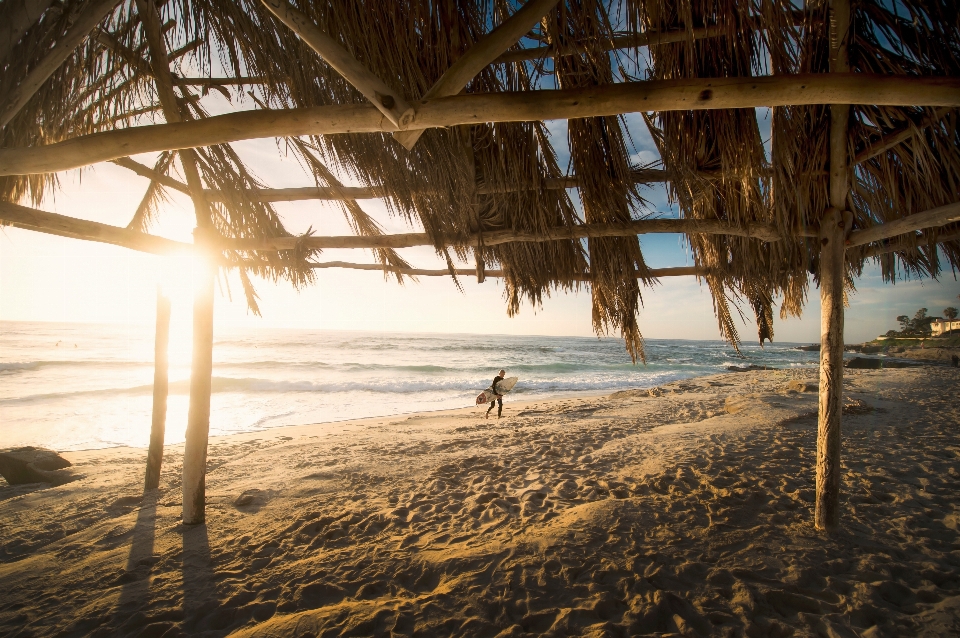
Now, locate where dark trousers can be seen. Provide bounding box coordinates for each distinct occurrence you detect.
[487,397,502,417]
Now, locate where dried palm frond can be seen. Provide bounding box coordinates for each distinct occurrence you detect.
[2,0,957,353]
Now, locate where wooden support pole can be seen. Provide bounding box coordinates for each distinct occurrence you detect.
[135,0,216,525]
[144,286,171,491]
[816,0,852,533]
[183,241,215,524]
[0,0,121,127]
[4,74,960,176]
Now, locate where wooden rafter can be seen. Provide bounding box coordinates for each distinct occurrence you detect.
[259,0,413,127]
[394,0,559,149]
[848,201,960,248]
[4,74,959,176]
[308,261,702,279]
[0,199,190,254]
[224,218,782,252]
[494,11,811,65]
[860,230,960,259]
[0,0,56,67]
[111,155,670,200]
[0,0,122,128]
[853,108,953,165]
[4,198,958,261]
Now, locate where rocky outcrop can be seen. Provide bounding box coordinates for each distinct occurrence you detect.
[0,447,78,485]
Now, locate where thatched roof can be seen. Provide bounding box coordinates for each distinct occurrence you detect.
[1,0,958,360]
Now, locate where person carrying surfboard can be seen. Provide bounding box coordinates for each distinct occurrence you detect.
[486,369,506,419]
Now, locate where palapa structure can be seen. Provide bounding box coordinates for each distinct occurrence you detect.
[1,0,958,531]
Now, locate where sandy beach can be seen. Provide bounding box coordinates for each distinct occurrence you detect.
[1,367,959,637]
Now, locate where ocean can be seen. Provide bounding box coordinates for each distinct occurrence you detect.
[0,321,821,451]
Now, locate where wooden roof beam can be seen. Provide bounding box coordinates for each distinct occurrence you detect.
[848,201,960,248]
[0,199,191,255]
[111,155,668,200]
[224,218,781,252]
[172,76,265,86]
[259,0,413,127]
[3,74,959,177]
[493,10,810,65]
[308,261,702,279]
[0,0,56,67]
[394,0,559,149]
[860,229,960,259]
[853,108,953,165]
[0,0,122,128]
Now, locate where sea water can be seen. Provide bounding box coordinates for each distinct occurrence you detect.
[0,321,821,451]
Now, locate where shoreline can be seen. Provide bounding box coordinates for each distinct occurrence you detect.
[2,367,958,637]
[11,364,823,455]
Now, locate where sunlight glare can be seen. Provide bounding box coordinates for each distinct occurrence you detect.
[159,253,213,369]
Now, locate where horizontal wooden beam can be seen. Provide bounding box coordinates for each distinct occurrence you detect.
[860,229,960,258]
[308,260,702,279]
[4,74,960,176]
[848,201,960,247]
[494,11,809,65]
[112,156,670,201]
[0,199,191,255]
[171,76,265,86]
[225,217,782,251]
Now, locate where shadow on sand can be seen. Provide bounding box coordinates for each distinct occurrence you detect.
[182,521,225,632]
[114,491,159,633]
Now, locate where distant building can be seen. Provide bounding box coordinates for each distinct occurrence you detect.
[930,318,960,337]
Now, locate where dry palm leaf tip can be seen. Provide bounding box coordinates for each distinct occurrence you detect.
[0,0,958,362]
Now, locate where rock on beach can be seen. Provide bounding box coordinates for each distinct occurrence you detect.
[0,447,77,485]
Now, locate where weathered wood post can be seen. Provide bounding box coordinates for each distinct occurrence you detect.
[182,242,215,524]
[815,0,853,531]
[144,285,171,491]
[135,0,217,524]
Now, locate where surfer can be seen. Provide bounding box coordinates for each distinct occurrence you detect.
[486,369,506,419]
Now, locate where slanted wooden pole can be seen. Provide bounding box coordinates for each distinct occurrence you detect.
[0,0,121,127]
[393,0,559,149]
[259,0,413,127]
[0,0,56,68]
[816,0,853,532]
[144,286,171,491]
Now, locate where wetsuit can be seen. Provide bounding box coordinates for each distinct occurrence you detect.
[486,374,504,417]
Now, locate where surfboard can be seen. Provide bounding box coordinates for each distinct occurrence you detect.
[476,376,518,405]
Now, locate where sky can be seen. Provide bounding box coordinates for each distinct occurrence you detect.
[2,62,958,346]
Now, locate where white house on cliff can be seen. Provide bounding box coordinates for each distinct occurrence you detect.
[930,318,960,337]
